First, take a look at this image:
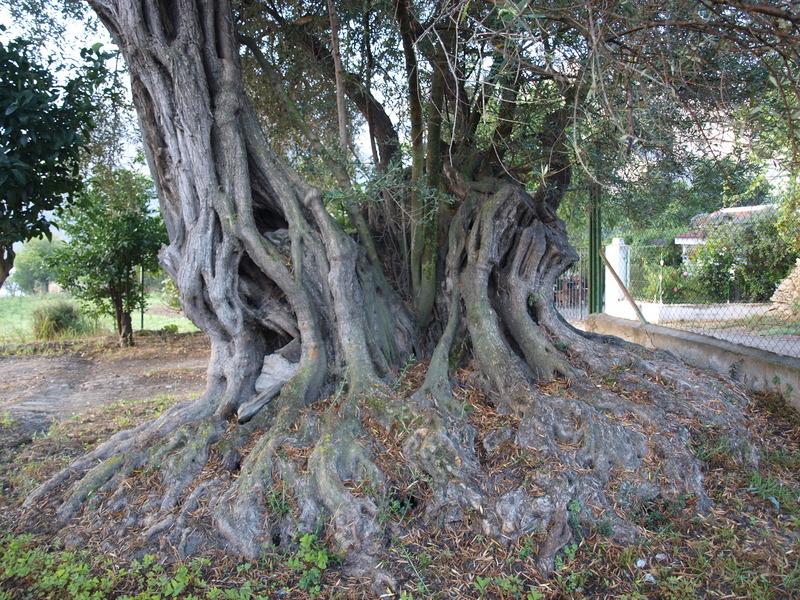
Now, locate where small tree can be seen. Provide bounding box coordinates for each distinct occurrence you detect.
[50,168,167,346]
[9,237,63,294]
[0,31,108,288]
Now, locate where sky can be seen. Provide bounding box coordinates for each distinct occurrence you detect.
[1,3,111,56]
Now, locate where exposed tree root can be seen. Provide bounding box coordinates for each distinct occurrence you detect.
[18,178,758,591]
[21,1,759,590]
[19,333,756,590]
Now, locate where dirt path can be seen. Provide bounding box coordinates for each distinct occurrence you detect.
[0,333,210,435]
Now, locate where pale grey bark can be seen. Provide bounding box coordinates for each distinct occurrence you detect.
[20,0,757,590]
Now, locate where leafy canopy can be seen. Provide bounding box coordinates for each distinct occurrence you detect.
[0,28,109,284]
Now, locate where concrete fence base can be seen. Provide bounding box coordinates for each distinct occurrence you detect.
[584,313,800,411]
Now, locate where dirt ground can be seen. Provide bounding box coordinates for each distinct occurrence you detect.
[0,332,210,437]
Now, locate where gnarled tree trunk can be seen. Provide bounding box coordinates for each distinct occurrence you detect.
[20,0,756,589]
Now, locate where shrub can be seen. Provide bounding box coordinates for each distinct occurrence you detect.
[31,300,82,339]
[691,212,797,303]
[630,244,696,303]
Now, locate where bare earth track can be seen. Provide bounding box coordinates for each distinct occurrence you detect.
[0,333,210,436]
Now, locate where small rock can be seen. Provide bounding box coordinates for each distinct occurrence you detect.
[643,573,656,584]
[635,558,647,568]
[655,553,668,562]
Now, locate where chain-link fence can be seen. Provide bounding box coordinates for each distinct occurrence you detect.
[622,204,800,357]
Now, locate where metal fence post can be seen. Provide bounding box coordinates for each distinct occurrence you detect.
[589,182,603,314]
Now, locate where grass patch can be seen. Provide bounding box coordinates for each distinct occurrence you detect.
[0,293,70,343]
[0,293,196,344]
[747,472,800,516]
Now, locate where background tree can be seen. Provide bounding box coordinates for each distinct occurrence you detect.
[49,167,167,346]
[0,31,108,288]
[8,236,62,294]
[22,0,800,588]
[606,157,772,235]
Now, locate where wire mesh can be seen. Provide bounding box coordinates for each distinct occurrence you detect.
[624,205,800,358]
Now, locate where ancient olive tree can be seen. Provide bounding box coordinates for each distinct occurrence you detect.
[23,0,800,588]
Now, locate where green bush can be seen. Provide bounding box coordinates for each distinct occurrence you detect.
[657,265,698,303]
[630,244,696,303]
[691,212,797,303]
[30,300,83,339]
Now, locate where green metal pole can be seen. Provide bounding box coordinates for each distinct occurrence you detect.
[588,182,603,314]
[140,265,145,331]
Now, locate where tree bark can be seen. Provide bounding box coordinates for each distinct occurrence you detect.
[20,0,757,590]
[0,247,14,290]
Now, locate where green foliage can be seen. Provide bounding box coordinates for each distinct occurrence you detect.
[692,428,736,470]
[376,489,414,523]
[494,573,524,596]
[30,299,83,339]
[630,494,689,534]
[765,449,800,470]
[286,532,338,597]
[554,542,579,571]
[391,353,417,393]
[567,498,582,532]
[266,485,292,517]
[611,157,770,233]
[9,236,63,294]
[746,473,800,515]
[631,209,798,305]
[161,274,182,310]
[556,567,590,595]
[0,29,110,283]
[473,574,492,596]
[658,575,699,600]
[690,211,797,303]
[629,240,694,303]
[0,536,274,600]
[50,167,167,343]
[776,178,800,254]
[0,534,116,599]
